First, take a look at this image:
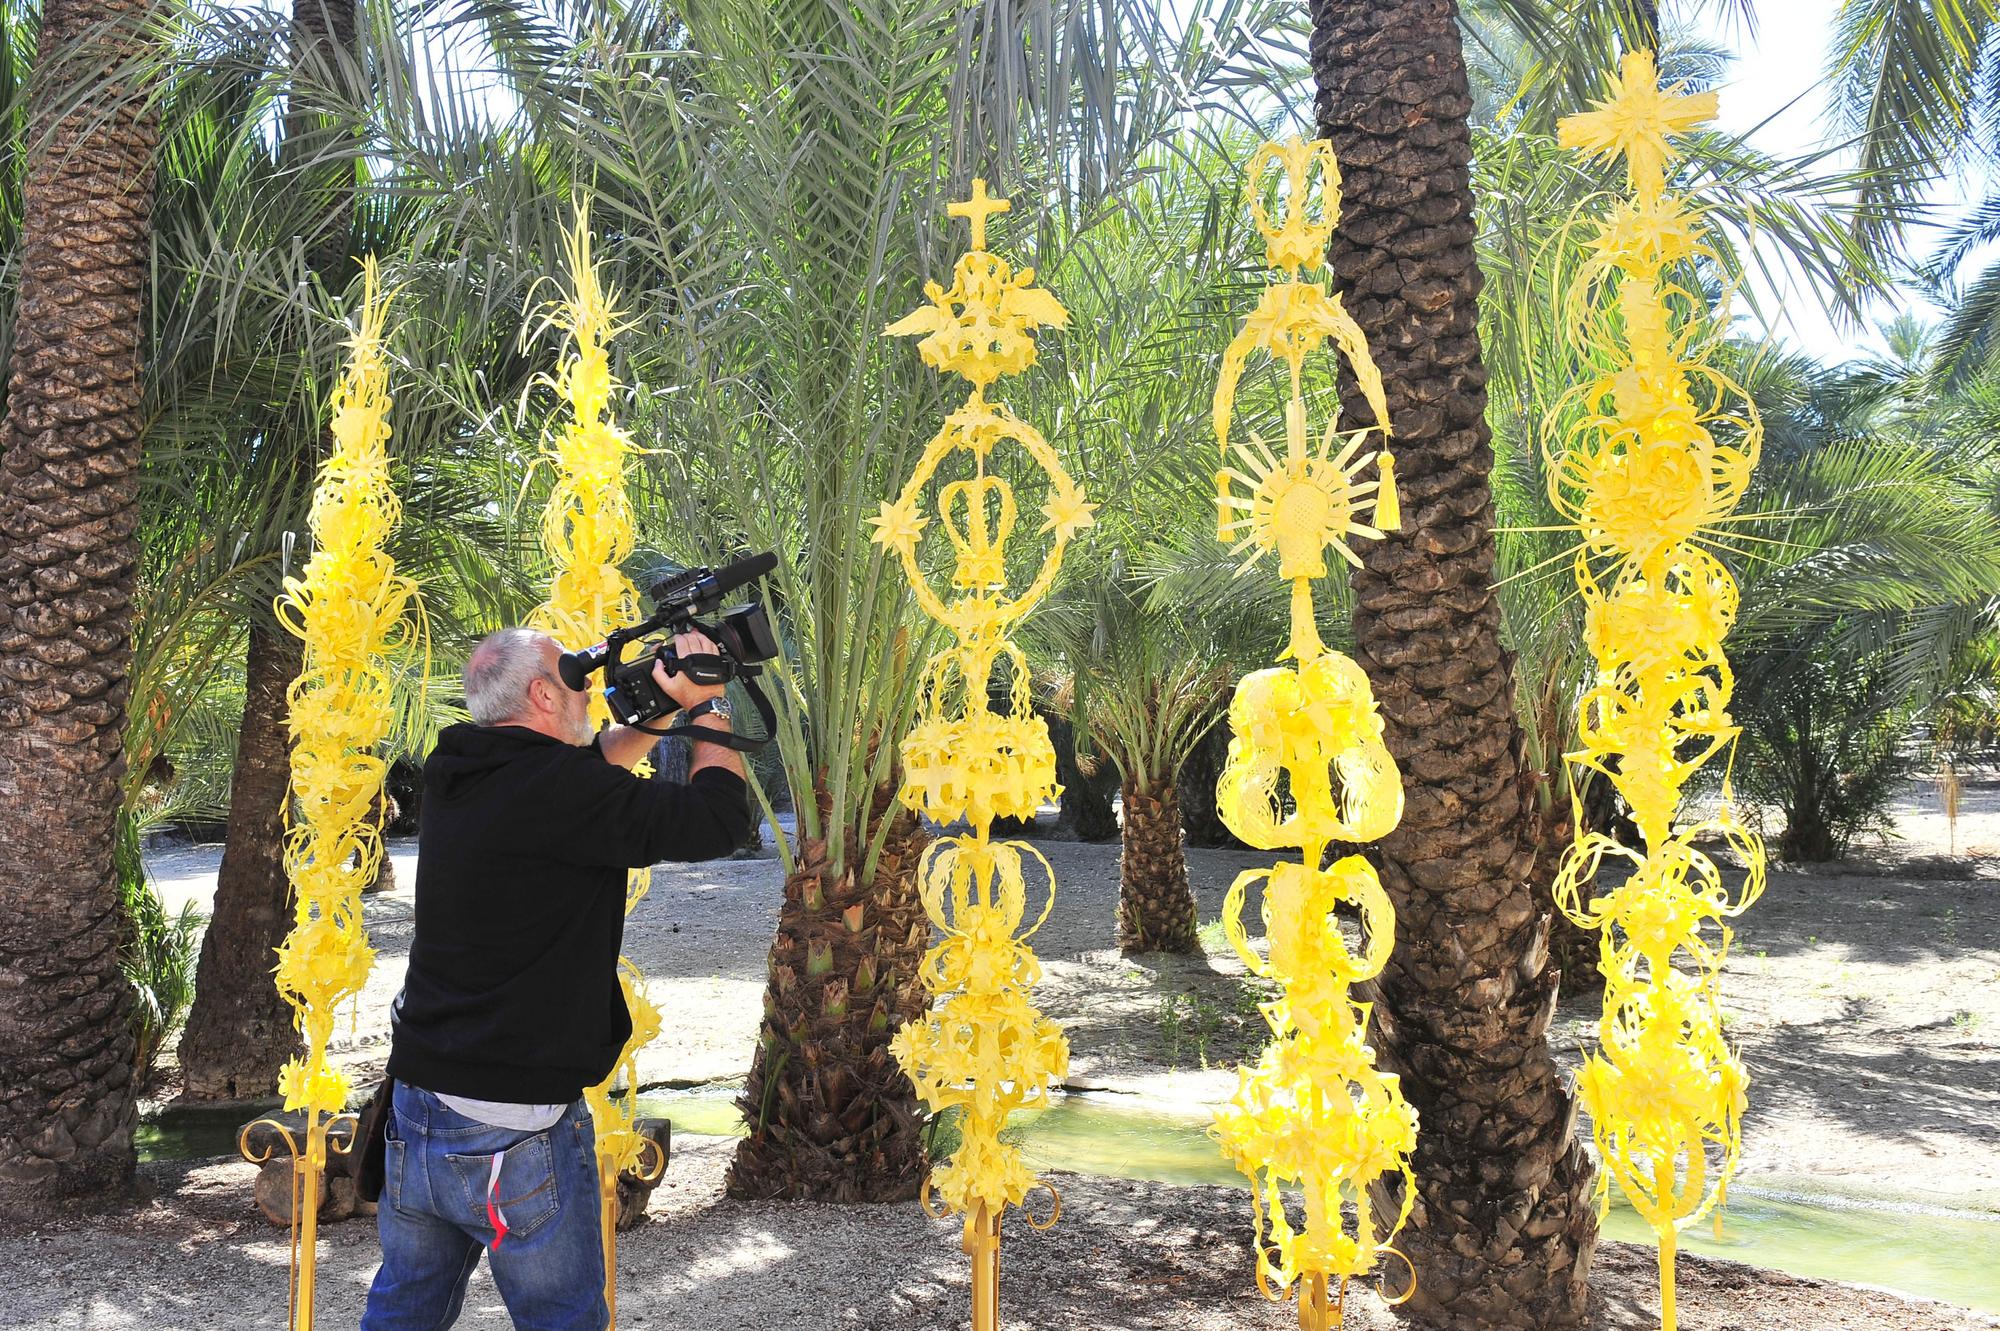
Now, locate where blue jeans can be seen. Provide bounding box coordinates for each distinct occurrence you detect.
[361,1083,607,1331]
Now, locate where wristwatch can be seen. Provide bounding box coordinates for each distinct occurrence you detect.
[683,696,733,726]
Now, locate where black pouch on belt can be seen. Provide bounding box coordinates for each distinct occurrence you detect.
[355,1078,393,1203]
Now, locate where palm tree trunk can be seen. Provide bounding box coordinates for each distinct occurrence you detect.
[1117,773,1199,954]
[177,0,357,1101]
[361,780,396,893]
[1179,708,1243,850]
[725,783,931,1201]
[1539,791,1599,993]
[177,622,302,1098]
[0,0,159,1211]
[1053,713,1118,841]
[1309,1,1596,1325]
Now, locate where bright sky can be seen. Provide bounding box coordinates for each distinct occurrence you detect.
[1690,0,1977,363]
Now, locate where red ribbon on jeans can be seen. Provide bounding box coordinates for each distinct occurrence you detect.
[486,1150,510,1249]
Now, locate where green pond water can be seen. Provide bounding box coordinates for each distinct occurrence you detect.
[139,1092,2000,1314]
[136,1103,270,1160]
[634,1091,2000,1316]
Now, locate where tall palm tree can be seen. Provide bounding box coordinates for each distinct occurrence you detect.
[1038,559,1256,954]
[0,0,160,1209]
[1019,150,1279,954]
[177,0,363,1103]
[1306,1,1596,1324]
[1727,358,2000,860]
[1829,0,2000,256]
[597,0,1304,1202]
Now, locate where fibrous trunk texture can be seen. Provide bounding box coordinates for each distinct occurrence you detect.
[1179,711,1243,850]
[1543,783,1599,994]
[1309,1,1597,1324]
[0,0,159,1210]
[725,785,931,1201]
[1117,775,1199,955]
[1553,774,1639,990]
[177,623,304,1098]
[1053,713,1118,842]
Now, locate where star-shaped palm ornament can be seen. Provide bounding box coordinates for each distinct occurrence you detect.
[1557,50,1717,199]
[868,492,929,556]
[1040,488,1098,543]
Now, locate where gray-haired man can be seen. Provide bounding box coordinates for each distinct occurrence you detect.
[363,627,749,1331]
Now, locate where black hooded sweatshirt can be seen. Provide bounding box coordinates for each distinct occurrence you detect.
[386,723,752,1104]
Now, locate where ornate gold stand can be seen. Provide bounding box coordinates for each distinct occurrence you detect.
[238,1109,358,1331]
[966,1206,1000,1331]
[1296,1273,1345,1331]
[597,1132,667,1326]
[922,1177,1061,1331]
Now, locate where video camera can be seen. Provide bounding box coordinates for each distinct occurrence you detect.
[557,551,780,750]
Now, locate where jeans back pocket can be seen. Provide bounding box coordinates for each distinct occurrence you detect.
[444,1131,561,1243]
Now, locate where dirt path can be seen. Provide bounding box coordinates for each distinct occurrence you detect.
[1684,778,2000,1208]
[22,775,1979,1328]
[2,1141,1993,1331]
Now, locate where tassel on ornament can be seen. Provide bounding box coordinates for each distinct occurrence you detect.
[1375,449,1400,532]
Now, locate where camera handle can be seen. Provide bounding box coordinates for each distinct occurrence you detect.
[626,664,776,753]
[628,617,775,752]
[651,646,733,687]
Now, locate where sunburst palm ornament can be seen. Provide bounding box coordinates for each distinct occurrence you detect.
[1215,138,1398,662]
[1208,137,1417,1331]
[875,178,1088,1331]
[245,257,418,1331]
[1549,52,1766,1331]
[526,202,666,1329]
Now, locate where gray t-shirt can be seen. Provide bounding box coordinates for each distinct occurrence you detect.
[437,1094,566,1131]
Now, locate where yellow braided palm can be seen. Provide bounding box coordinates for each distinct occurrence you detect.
[1208,138,1416,1328]
[877,180,1087,1241]
[1550,53,1766,1331]
[273,257,416,1117]
[527,205,661,1188]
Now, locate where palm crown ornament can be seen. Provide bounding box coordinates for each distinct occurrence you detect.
[875,179,1089,1331]
[1208,136,1419,1331]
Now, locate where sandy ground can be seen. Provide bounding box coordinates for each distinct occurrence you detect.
[2,1141,1993,1331]
[21,775,1985,1328]
[139,813,1287,1106]
[1680,779,2000,1210]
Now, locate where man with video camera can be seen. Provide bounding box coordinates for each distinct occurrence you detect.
[362,624,750,1331]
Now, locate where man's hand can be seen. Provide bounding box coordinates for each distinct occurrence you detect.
[654,631,728,709]
[656,630,746,782]
[597,629,747,781]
